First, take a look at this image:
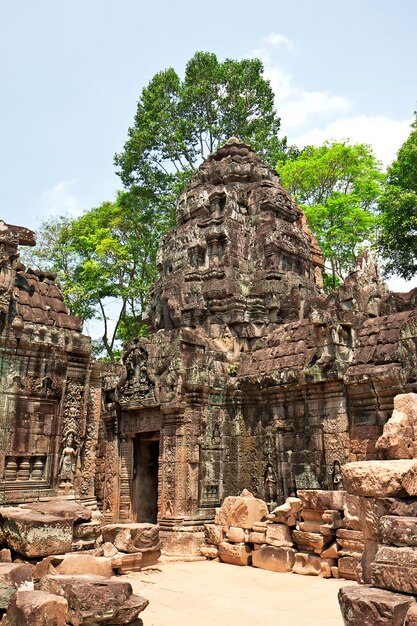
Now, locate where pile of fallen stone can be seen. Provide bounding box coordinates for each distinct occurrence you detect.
[0,499,158,624]
[201,487,366,580]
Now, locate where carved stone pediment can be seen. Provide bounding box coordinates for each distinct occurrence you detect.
[116,342,155,405]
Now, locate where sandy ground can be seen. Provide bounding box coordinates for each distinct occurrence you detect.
[124,558,356,626]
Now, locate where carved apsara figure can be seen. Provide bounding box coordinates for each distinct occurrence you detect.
[59,431,78,484]
[332,459,343,490]
[264,463,277,503]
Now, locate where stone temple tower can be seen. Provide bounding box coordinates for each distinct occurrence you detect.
[99,138,417,554]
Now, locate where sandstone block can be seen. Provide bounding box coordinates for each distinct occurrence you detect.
[292,530,330,555]
[227,526,246,543]
[0,550,12,563]
[331,566,339,578]
[218,541,251,566]
[252,545,295,572]
[200,545,219,559]
[20,499,92,523]
[141,548,161,568]
[297,489,346,511]
[321,541,338,558]
[33,554,113,579]
[300,508,324,522]
[338,555,359,580]
[297,520,323,533]
[266,497,301,526]
[101,523,159,553]
[0,563,33,609]
[380,515,417,546]
[248,531,266,544]
[215,490,267,529]
[358,539,378,584]
[322,509,342,530]
[292,552,335,577]
[342,460,417,497]
[39,574,149,625]
[204,523,223,546]
[265,523,293,547]
[338,585,415,626]
[375,393,417,460]
[73,520,102,541]
[336,528,365,557]
[111,552,143,574]
[101,542,118,557]
[374,544,417,568]
[371,562,417,595]
[5,590,68,626]
[0,507,73,558]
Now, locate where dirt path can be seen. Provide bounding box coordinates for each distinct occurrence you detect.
[124,559,356,626]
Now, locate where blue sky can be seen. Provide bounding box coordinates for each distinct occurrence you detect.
[1,0,416,294]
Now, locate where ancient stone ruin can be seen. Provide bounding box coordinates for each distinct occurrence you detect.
[1,138,417,622]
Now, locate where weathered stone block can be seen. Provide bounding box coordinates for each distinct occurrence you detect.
[248,530,266,544]
[204,523,223,546]
[357,539,378,584]
[342,460,417,497]
[338,585,415,626]
[20,499,92,523]
[111,552,143,574]
[321,541,338,558]
[33,554,113,579]
[375,393,417,460]
[371,562,417,595]
[73,520,102,541]
[0,563,33,609]
[5,590,68,626]
[215,491,267,529]
[265,523,293,547]
[380,515,417,546]
[0,507,73,558]
[297,489,346,511]
[218,541,251,566]
[252,545,295,572]
[39,574,149,625]
[266,497,301,526]
[200,545,219,559]
[338,555,359,580]
[101,523,159,553]
[227,526,246,543]
[336,528,365,557]
[292,530,330,554]
[292,552,335,577]
[406,605,417,625]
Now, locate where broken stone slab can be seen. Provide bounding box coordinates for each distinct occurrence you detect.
[342,460,417,497]
[375,393,417,460]
[248,530,266,544]
[265,523,293,547]
[371,559,417,595]
[338,555,359,581]
[374,544,417,568]
[300,508,324,522]
[380,515,417,547]
[336,528,365,558]
[140,548,161,568]
[344,494,417,540]
[5,590,68,626]
[266,497,301,526]
[292,530,331,555]
[321,541,338,558]
[111,552,143,574]
[204,523,224,546]
[227,526,247,543]
[338,585,415,626]
[292,552,335,577]
[200,545,219,559]
[0,563,33,609]
[214,490,268,530]
[39,574,149,625]
[218,541,251,566]
[251,545,295,572]
[297,489,346,511]
[33,554,113,579]
[0,507,73,558]
[73,520,102,541]
[101,523,159,553]
[20,499,92,523]
[0,550,12,563]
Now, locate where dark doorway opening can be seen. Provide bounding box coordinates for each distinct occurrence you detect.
[132,431,160,523]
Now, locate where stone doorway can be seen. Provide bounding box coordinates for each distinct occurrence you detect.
[132,431,160,523]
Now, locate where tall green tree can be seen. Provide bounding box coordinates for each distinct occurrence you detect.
[115,50,289,224]
[378,115,417,279]
[24,189,167,361]
[278,142,384,290]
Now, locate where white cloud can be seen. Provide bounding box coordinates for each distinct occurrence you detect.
[291,115,411,167]
[263,33,294,51]
[386,275,416,292]
[41,180,83,219]
[280,91,351,129]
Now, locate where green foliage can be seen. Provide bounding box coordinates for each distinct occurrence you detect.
[278,142,384,290]
[378,115,417,279]
[24,189,167,361]
[115,51,288,203]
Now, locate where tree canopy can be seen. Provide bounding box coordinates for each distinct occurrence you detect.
[23,189,168,361]
[377,115,417,279]
[115,50,288,224]
[278,142,384,290]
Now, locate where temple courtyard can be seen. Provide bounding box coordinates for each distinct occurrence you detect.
[127,558,354,626]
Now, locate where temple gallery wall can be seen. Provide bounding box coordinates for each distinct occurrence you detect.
[1,138,417,552]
